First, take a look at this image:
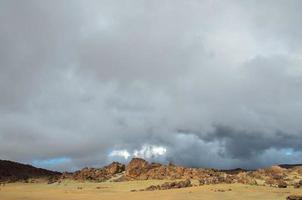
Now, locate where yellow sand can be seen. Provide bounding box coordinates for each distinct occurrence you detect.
[0,180,301,200]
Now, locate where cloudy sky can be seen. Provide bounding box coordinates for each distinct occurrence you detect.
[1,0,302,172]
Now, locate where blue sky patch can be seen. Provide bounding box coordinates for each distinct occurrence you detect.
[281,148,294,156]
[32,157,71,168]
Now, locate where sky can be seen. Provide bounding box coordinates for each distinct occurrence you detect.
[1,0,302,172]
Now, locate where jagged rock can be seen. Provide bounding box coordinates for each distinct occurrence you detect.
[52,158,300,188]
[145,185,161,191]
[143,179,192,191]
[125,158,149,179]
[294,180,302,188]
[104,162,125,174]
[124,158,230,182]
[178,179,192,188]
[68,162,125,182]
[277,181,287,188]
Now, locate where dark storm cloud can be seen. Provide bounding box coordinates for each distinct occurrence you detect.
[1,0,302,171]
[202,126,302,159]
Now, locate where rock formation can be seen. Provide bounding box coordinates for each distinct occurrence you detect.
[287,195,302,200]
[64,162,125,182]
[2,157,302,188]
[142,179,192,191]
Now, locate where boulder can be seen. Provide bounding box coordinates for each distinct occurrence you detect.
[178,179,192,188]
[105,162,125,174]
[287,195,302,200]
[68,162,125,182]
[125,158,149,179]
[277,181,287,188]
[145,185,160,191]
[294,180,302,188]
[143,179,192,191]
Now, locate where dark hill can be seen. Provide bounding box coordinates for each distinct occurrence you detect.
[279,164,302,169]
[0,159,61,182]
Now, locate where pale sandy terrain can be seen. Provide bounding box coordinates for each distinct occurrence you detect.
[0,180,301,200]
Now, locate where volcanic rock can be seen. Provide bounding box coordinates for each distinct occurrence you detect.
[68,162,125,182]
[277,181,287,188]
[125,158,150,179]
[294,180,302,188]
[124,158,228,181]
[104,162,125,174]
[287,195,302,200]
[145,185,161,191]
[144,179,192,191]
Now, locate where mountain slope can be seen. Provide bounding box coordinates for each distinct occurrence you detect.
[0,159,61,182]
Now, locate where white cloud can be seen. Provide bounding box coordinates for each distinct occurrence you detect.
[108,150,131,160]
[133,145,167,159]
[109,144,167,161]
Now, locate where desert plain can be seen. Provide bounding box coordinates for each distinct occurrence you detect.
[1,180,302,200]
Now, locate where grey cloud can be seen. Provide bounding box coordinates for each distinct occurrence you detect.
[201,126,302,159]
[1,0,302,171]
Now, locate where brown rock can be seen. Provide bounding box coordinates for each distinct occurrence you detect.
[294,180,302,188]
[294,184,300,188]
[69,162,125,182]
[145,185,160,191]
[142,179,192,191]
[179,179,192,188]
[287,195,302,200]
[277,181,287,188]
[125,158,149,179]
[105,162,125,174]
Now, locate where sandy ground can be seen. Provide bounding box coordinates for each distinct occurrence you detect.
[0,180,302,200]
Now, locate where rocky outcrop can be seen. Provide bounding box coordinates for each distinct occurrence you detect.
[124,158,149,179]
[56,158,302,188]
[123,158,228,181]
[277,181,287,188]
[123,158,261,185]
[142,179,192,191]
[294,180,302,188]
[287,195,302,200]
[105,162,125,174]
[65,162,125,182]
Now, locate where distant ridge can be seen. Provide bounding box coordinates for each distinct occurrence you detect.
[278,164,302,169]
[0,159,61,182]
[219,168,250,175]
